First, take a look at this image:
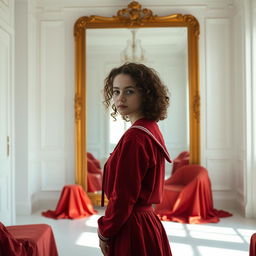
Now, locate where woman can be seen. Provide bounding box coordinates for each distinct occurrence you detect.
[98,63,172,256]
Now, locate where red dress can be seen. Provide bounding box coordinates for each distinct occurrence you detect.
[98,118,172,256]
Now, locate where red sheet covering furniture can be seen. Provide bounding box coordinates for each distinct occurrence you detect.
[170,151,189,176]
[42,184,97,219]
[155,164,232,224]
[87,152,103,192]
[0,222,58,256]
[250,233,256,256]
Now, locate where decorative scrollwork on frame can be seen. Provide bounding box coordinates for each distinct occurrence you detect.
[183,15,200,37]
[115,1,156,25]
[75,93,82,121]
[193,92,200,122]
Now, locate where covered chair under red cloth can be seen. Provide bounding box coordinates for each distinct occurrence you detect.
[155,164,232,224]
[0,222,58,256]
[87,152,103,192]
[250,233,256,256]
[42,184,97,219]
[170,151,189,176]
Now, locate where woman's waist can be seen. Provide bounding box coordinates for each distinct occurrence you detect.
[133,203,153,212]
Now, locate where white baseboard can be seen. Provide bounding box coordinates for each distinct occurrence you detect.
[214,198,236,210]
[236,191,246,217]
[212,191,238,212]
[213,190,245,215]
[31,191,61,213]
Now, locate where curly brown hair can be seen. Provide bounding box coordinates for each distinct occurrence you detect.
[103,62,170,122]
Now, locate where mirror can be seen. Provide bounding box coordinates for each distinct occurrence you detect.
[74,1,200,205]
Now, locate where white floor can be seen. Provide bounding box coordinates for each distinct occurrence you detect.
[16,207,256,256]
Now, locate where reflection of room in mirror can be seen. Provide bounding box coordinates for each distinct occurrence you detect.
[86,27,189,178]
[109,114,131,152]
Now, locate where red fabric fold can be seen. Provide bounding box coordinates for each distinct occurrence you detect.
[87,153,103,192]
[0,222,27,256]
[42,184,97,219]
[155,165,232,224]
[250,233,256,256]
[0,222,58,256]
[170,151,189,175]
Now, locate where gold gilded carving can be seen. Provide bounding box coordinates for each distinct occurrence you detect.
[183,15,200,37]
[74,17,88,38]
[115,1,156,25]
[75,93,82,121]
[193,92,200,122]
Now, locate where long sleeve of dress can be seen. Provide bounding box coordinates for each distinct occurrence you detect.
[98,138,150,238]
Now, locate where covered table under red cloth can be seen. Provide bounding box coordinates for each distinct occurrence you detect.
[42,184,97,219]
[155,165,232,224]
[250,233,256,256]
[0,222,58,256]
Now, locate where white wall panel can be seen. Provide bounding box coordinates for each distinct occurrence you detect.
[41,21,65,150]
[41,160,66,190]
[0,0,12,27]
[232,8,246,214]
[40,21,66,191]
[205,18,231,150]
[236,159,244,195]
[0,0,14,223]
[207,159,232,190]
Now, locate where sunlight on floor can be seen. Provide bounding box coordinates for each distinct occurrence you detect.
[237,228,256,243]
[197,246,248,256]
[189,230,244,243]
[163,221,254,256]
[187,225,237,234]
[162,221,187,237]
[76,232,99,248]
[170,242,195,256]
[84,214,101,228]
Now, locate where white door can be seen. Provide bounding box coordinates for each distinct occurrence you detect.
[0,27,14,225]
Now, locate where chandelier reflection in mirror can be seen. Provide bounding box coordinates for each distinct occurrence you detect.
[121,29,146,63]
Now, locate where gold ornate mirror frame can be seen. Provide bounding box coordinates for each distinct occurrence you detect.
[74,1,200,199]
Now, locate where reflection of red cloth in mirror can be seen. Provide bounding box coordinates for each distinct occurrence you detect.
[87,152,103,192]
[155,165,232,224]
[0,222,58,256]
[87,152,101,169]
[170,151,189,176]
[42,184,97,219]
[250,233,256,256]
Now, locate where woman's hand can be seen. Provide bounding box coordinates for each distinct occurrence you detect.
[99,238,109,255]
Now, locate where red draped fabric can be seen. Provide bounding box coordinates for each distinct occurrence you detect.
[155,165,232,224]
[250,233,256,256]
[0,222,58,256]
[42,184,97,219]
[170,151,189,176]
[87,152,101,169]
[87,152,103,192]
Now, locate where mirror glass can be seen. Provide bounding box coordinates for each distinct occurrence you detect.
[86,27,189,186]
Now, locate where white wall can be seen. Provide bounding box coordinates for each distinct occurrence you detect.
[0,0,15,224]
[15,0,30,215]
[243,0,256,218]
[14,0,254,215]
[232,1,246,216]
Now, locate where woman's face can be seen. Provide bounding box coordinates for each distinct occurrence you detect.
[112,74,143,120]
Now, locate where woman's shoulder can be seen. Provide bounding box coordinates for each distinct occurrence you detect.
[123,127,151,144]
